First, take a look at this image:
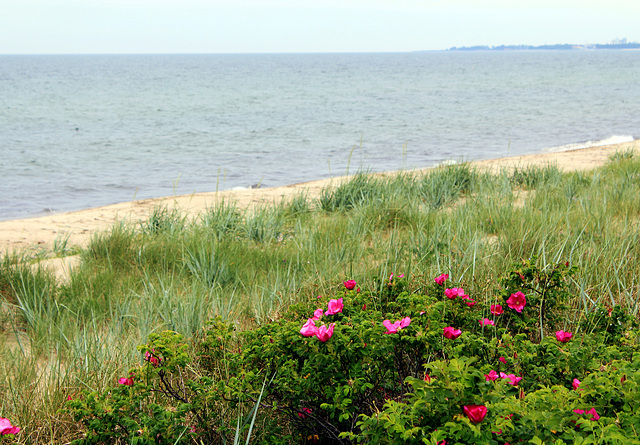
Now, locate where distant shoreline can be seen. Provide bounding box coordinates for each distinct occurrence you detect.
[447,43,640,51]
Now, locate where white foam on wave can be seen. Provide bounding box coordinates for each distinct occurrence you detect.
[544,135,635,153]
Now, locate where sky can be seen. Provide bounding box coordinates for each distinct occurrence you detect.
[1,0,639,54]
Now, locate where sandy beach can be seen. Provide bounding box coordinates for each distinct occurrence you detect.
[1,140,637,258]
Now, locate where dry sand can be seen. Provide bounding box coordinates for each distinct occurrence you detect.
[1,140,637,266]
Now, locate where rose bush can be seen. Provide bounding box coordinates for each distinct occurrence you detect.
[66,260,640,444]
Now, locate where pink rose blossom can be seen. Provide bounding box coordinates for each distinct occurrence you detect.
[485,369,499,381]
[300,318,318,337]
[463,404,487,423]
[500,372,522,386]
[312,308,323,320]
[444,288,466,299]
[461,295,476,306]
[0,418,20,436]
[572,378,581,390]
[343,280,356,290]
[479,318,495,327]
[325,298,344,315]
[383,317,411,334]
[144,351,160,367]
[118,377,134,386]
[316,323,335,342]
[298,407,312,419]
[434,273,449,285]
[555,330,573,343]
[443,326,462,339]
[506,292,526,313]
[490,304,504,315]
[499,356,507,364]
[574,408,600,421]
[586,408,600,421]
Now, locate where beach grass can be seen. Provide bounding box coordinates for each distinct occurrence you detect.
[1,154,640,443]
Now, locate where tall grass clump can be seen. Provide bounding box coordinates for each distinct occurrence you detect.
[200,200,244,238]
[509,163,563,189]
[241,205,287,243]
[139,205,188,236]
[318,171,383,212]
[420,162,476,209]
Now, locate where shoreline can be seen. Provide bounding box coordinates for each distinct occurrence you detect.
[1,140,637,256]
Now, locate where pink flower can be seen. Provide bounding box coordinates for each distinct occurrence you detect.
[300,319,318,337]
[586,408,600,421]
[316,323,335,342]
[434,273,449,285]
[485,370,499,381]
[389,273,405,281]
[343,280,356,290]
[383,317,411,334]
[144,351,160,367]
[118,377,133,386]
[572,378,581,390]
[462,295,476,307]
[506,291,526,313]
[574,408,600,421]
[424,373,434,383]
[444,288,465,299]
[443,326,462,339]
[0,418,20,436]
[499,356,507,364]
[325,298,344,315]
[479,318,495,327]
[463,404,487,423]
[555,330,573,343]
[298,407,313,419]
[312,308,323,320]
[500,372,522,386]
[490,304,503,315]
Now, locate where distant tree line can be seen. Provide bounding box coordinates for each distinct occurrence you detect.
[447,42,640,51]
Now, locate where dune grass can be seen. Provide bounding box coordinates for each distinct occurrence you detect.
[1,155,640,443]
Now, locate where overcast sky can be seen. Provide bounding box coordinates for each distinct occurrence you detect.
[1,0,638,54]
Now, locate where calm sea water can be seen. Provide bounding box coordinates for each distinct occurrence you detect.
[1,51,638,221]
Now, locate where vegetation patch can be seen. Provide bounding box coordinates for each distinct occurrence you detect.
[1,157,640,443]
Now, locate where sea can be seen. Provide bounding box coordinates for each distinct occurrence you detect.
[1,51,638,221]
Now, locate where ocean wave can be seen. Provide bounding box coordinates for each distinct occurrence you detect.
[544,135,636,153]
